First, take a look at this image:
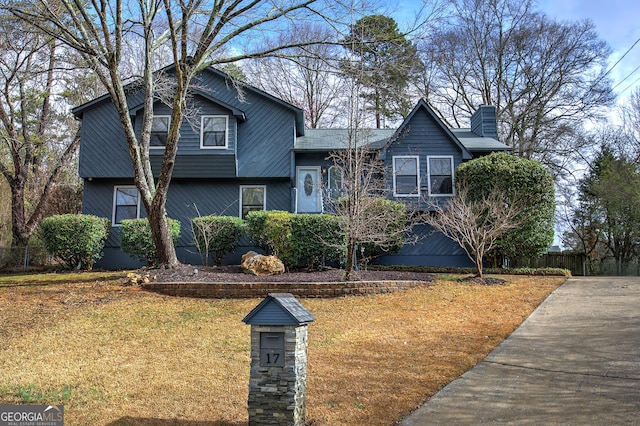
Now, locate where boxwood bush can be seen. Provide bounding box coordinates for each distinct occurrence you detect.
[291,214,344,269]
[192,215,245,266]
[120,218,180,266]
[41,214,110,270]
[245,210,287,251]
[263,211,295,268]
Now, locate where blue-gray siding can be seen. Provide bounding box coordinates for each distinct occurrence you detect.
[384,107,465,209]
[83,178,292,268]
[78,68,296,180]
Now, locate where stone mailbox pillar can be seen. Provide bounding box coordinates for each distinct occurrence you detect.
[242,293,315,426]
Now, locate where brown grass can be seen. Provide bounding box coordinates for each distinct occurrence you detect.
[0,272,565,425]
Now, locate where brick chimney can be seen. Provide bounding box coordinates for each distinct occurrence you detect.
[471,105,498,139]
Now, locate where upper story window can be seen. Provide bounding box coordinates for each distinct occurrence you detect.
[150,116,170,149]
[393,156,420,197]
[240,185,266,219]
[201,115,228,149]
[427,156,454,196]
[113,186,141,225]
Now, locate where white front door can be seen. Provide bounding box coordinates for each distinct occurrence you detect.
[296,167,322,213]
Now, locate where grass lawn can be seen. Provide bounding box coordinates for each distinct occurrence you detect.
[0,271,565,425]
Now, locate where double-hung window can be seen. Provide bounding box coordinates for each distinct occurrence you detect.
[201,115,228,149]
[427,156,454,196]
[113,186,140,225]
[150,116,170,149]
[240,185,266,219]
[393,156,420,197]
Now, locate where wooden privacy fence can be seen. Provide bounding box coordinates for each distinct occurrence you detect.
[507,252,587,276]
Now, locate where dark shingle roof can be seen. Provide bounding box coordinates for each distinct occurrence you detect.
[242,293,315,326]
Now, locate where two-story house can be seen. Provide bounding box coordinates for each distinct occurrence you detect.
[72,67,509,269]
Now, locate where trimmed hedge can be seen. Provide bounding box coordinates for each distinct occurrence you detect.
[245,210,287,251]
[41,214,110,270]
[120,218,180,266]
[246,211,345,269]
[291,214,344,269]
[263,211,295,268]
[192,215,245,266]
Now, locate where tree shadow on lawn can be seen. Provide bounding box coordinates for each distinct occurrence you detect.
[106,417,246,426]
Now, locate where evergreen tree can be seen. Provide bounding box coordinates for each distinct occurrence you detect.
[341,15,422,128]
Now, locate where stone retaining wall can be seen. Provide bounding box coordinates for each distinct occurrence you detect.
[141,280,429,298]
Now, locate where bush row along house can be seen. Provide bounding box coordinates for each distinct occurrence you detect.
[72,66,510,269]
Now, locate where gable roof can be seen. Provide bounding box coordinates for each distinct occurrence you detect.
[383,99,472,160]
[71,66,304,135]
[242,293,315,326]
[295,100,509,155]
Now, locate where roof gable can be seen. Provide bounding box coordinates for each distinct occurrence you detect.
[243,293,315,325]
[384,99,472,160]
[71,65,304,135]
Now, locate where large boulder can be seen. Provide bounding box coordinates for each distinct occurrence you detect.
[241,251,285,276]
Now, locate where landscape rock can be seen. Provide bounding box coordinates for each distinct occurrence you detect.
[240,251,285,276]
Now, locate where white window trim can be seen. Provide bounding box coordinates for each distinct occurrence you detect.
[149,115,171,150]
[427,155,455,197]
[112,185,141,226]
[239,185,266,218]
[392,155,420,198]
[200,115,229,149]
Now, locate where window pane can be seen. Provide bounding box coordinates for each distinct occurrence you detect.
[394,157,418,195]
[241,186,265,218]
[115,187,139,224]
[431,176,453,195]
[396,175,418,194]
[202,117,227,147]
[395,157,417,175]
[329,166,343,190]
[150,117,169,147]
[203,131,226,147]
[116,188,138,206]
[204,116,226,131]
[151,116,169,132]
[429,158,451,175]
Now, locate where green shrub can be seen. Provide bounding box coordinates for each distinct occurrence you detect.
[41,214,110,270]
[291,214,344,269]
[192,215,245,266]
[120,218,180,266]
[263,211,295,268]
[245,210,287,251]
[456,152,555,261]
[359,198,407,264]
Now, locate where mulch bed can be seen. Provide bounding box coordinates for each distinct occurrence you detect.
[146,264,435,283]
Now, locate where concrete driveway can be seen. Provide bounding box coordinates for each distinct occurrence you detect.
[400,277,640,425]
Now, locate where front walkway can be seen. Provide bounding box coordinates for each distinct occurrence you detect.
[401,277,640,425]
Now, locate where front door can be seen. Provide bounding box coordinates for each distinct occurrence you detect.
[296,167,322,213]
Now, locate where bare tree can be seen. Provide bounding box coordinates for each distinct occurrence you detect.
[0,13,85,259]
[423,185,525,278]
[8,0,333,267]
[245,22,344,128]
[417,0,614,176]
